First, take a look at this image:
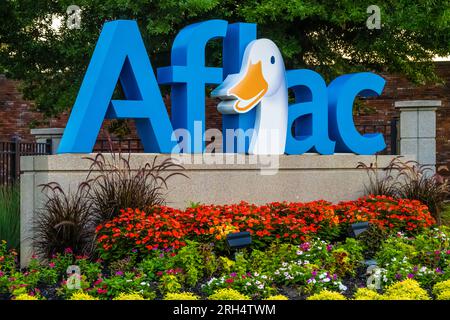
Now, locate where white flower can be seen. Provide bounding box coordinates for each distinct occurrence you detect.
[140,281,147,286]
[254,272,259,277]
[246,282,252,286]
[338,283,347,291]
[322,278,330,283]
[297,250,303,255]
[282,262,288,267]
[261,275,267,279]
[258,284,264,290]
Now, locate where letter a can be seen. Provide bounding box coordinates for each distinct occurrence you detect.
[58,20,177,153]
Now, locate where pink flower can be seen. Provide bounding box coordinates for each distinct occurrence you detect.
[64,248,73,254]
[225,278,234,284]
[48,262,55,268]
[97,288,107,294]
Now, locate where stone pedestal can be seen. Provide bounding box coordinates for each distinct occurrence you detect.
[395,100,440,170]
[20,153,411,266]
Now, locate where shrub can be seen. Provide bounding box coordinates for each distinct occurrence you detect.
[353,288,382,300]
[14,294,39,300]
[264,295,289,300]
[0,240,17,274]
[203,272,275,299]
[85,153,185,225]
[382,279,430,300]
[0,184,20,249]
[208,288,251,300]
[158,274,182,294]
[164,292,200,300]
[113,292,145,300]
[435,290,450,300]
[433,280,450,298]
[356,224,387,259]
[70,291,98,300]
[395,160,449,225]
[33,182,95,258]
[357,156,400,197]
[91,273,156,299]
[306,290,346,300]
[358,157,450,225]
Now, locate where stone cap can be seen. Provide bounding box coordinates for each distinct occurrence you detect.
[394,100,441,109]
[30,128,64,137]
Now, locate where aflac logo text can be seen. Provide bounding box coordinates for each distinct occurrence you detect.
[58,20,386,156]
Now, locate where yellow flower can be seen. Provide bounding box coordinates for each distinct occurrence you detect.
[113,292,146,300]
[307,290,346,300]
[70,291,98,300]
[353,288,382,300]
[164,292,200,300]
[383,279,430,300]
[14,294,39,300]
[264,295,289,300]
[208,289,250,300]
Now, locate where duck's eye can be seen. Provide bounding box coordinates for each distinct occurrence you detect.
[270,56,275,64]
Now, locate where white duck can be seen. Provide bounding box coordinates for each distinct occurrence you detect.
[212,39,288,155]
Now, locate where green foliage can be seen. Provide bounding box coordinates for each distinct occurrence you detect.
[372,228,450,289]
[356,224,388,258]
[331,238,364,276]
[92,272,156,299]
[202,271,276,299]
[158,274,182,294]
[0,185,20,249]
[1,1,449,118]
[173,241,206,287]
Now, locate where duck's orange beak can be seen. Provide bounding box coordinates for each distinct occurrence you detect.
[228,61,268,112]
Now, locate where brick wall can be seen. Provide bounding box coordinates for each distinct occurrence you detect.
[1,62,449,167]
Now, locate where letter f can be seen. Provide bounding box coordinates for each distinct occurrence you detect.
[157,20,228,153]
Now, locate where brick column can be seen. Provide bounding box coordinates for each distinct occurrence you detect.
[395,100,440,171]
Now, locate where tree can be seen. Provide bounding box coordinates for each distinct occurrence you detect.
[0,0,449,118]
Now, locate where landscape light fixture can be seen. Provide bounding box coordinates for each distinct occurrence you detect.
[350,221,370,237]
[226,231,252,250]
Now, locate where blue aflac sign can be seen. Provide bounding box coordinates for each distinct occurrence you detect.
[57,20,386,155]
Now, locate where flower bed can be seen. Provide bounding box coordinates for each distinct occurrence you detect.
[1,196,447,300]
[96,196,434,260]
